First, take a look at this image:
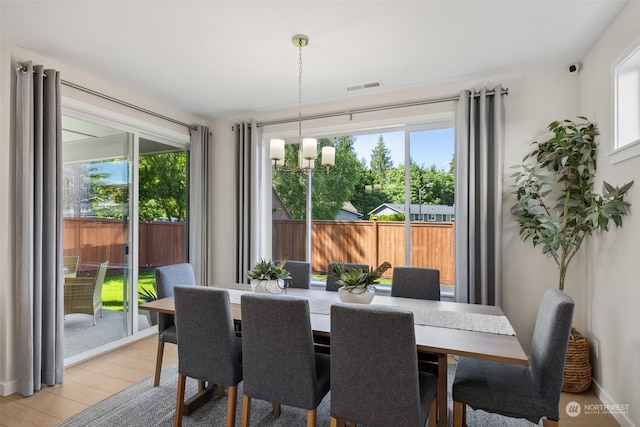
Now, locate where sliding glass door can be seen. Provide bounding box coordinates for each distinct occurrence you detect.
[62,115,134,357]
[62,113,189,361]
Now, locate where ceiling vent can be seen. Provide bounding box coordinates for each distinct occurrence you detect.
[347,81,383,92]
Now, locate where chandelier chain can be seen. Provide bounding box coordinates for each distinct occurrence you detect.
[298,42,303,144]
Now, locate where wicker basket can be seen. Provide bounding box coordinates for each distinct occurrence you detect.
[562,327,592,393]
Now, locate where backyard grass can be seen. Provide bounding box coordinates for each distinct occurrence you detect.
[102,271,156,311]
[101,272,440,311]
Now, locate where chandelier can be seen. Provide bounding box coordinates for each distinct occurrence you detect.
[269,34,335,173]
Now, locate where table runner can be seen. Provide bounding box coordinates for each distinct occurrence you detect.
[226,289,515,336]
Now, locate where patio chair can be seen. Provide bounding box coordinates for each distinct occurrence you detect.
[64,261,109,326]
[63,255,79,279]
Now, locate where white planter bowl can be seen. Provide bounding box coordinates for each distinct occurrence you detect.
[250,279,285,294]
[338,286,375,304]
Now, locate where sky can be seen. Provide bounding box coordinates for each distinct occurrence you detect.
[352,127,455,171]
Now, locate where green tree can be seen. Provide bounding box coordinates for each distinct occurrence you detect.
[369,135,393,183]
[138,152,187,221]
[272,137,362,220]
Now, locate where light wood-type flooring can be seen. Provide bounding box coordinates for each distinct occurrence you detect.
[0,336,620,426]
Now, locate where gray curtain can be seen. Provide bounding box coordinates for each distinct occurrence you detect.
[15,62,64,396]
[235,123,252,283]
[234,122,268,283]
[454,86,505,306]
[188,126,210,285]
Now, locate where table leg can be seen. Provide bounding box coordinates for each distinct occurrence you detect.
[438,353,448,427]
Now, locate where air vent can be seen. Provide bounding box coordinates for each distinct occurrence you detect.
[347,81,383,92]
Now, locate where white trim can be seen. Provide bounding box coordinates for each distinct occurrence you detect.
[591,378,636,427]
[607,138,640,164]
[63,97,190,148]
[611,34,640,163]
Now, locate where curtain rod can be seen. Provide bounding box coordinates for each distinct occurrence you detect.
[18,64,199,131]
[256,88,508,128]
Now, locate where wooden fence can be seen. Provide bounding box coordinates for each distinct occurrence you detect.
[63,218,187,271]
[64,218,455,284]
[273,220,455,284]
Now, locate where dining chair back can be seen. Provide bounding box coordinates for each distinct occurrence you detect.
[452,288,574,427]
[326,262,368,292]
[282,260,311,289]
[391,266,440,301]
[330,303,437,427]
[173,286,242,427]
[240,293,330,427]
[63,255,79,279]
[152,263,196,387]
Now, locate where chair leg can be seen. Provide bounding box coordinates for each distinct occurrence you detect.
[273,402,281,417]
[428,399,437,427]
[453,401,465,427]
[306,408,317,427]
[154,340,165,387]
[226,385,238,427]
[542,419,559,427]
[217,383,225,398]
[173,373,186,427]
[241,395,251,427]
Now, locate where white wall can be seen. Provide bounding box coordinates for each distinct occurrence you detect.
[579,2,640,425]
[0,45,204,396]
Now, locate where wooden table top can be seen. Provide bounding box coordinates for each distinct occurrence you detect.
[140,282,528,365]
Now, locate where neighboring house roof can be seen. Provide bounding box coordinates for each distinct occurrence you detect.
[272,187,292,220]
[335,201,363,220]
[340,201,361,216]
[368,203,454,216]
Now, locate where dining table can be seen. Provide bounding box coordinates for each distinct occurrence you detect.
[140,282,528,427]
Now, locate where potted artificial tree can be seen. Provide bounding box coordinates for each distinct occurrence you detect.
[246,259,291,294]
[332,262,392,304]
[511,117,633,392]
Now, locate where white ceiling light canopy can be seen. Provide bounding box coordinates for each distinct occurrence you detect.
[269,34,335,174]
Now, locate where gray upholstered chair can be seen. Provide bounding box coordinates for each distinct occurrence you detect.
[240,293,330,427]
[391,266,441,301]
[452,288,574,427]
[282,260,311,289]
[330,303,437,427]
[173,286,242,427]
[153,263,196,387]
[326,262,368,292]
[391,266,441,372]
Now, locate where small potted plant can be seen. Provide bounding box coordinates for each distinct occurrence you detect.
[332,261,391,304]
[246,258,291,294]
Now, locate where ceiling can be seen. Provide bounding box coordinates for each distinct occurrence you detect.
[0,1,629,120]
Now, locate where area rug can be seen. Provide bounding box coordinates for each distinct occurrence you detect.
[55,364,539,426]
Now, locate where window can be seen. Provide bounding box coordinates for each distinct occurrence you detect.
[612,42,640,163]
[270,123,455,288]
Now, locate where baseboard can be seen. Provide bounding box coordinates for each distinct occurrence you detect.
[0,379,18,397]
[591,378,636,427]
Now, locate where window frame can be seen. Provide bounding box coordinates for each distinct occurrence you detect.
[610,37,640,164]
